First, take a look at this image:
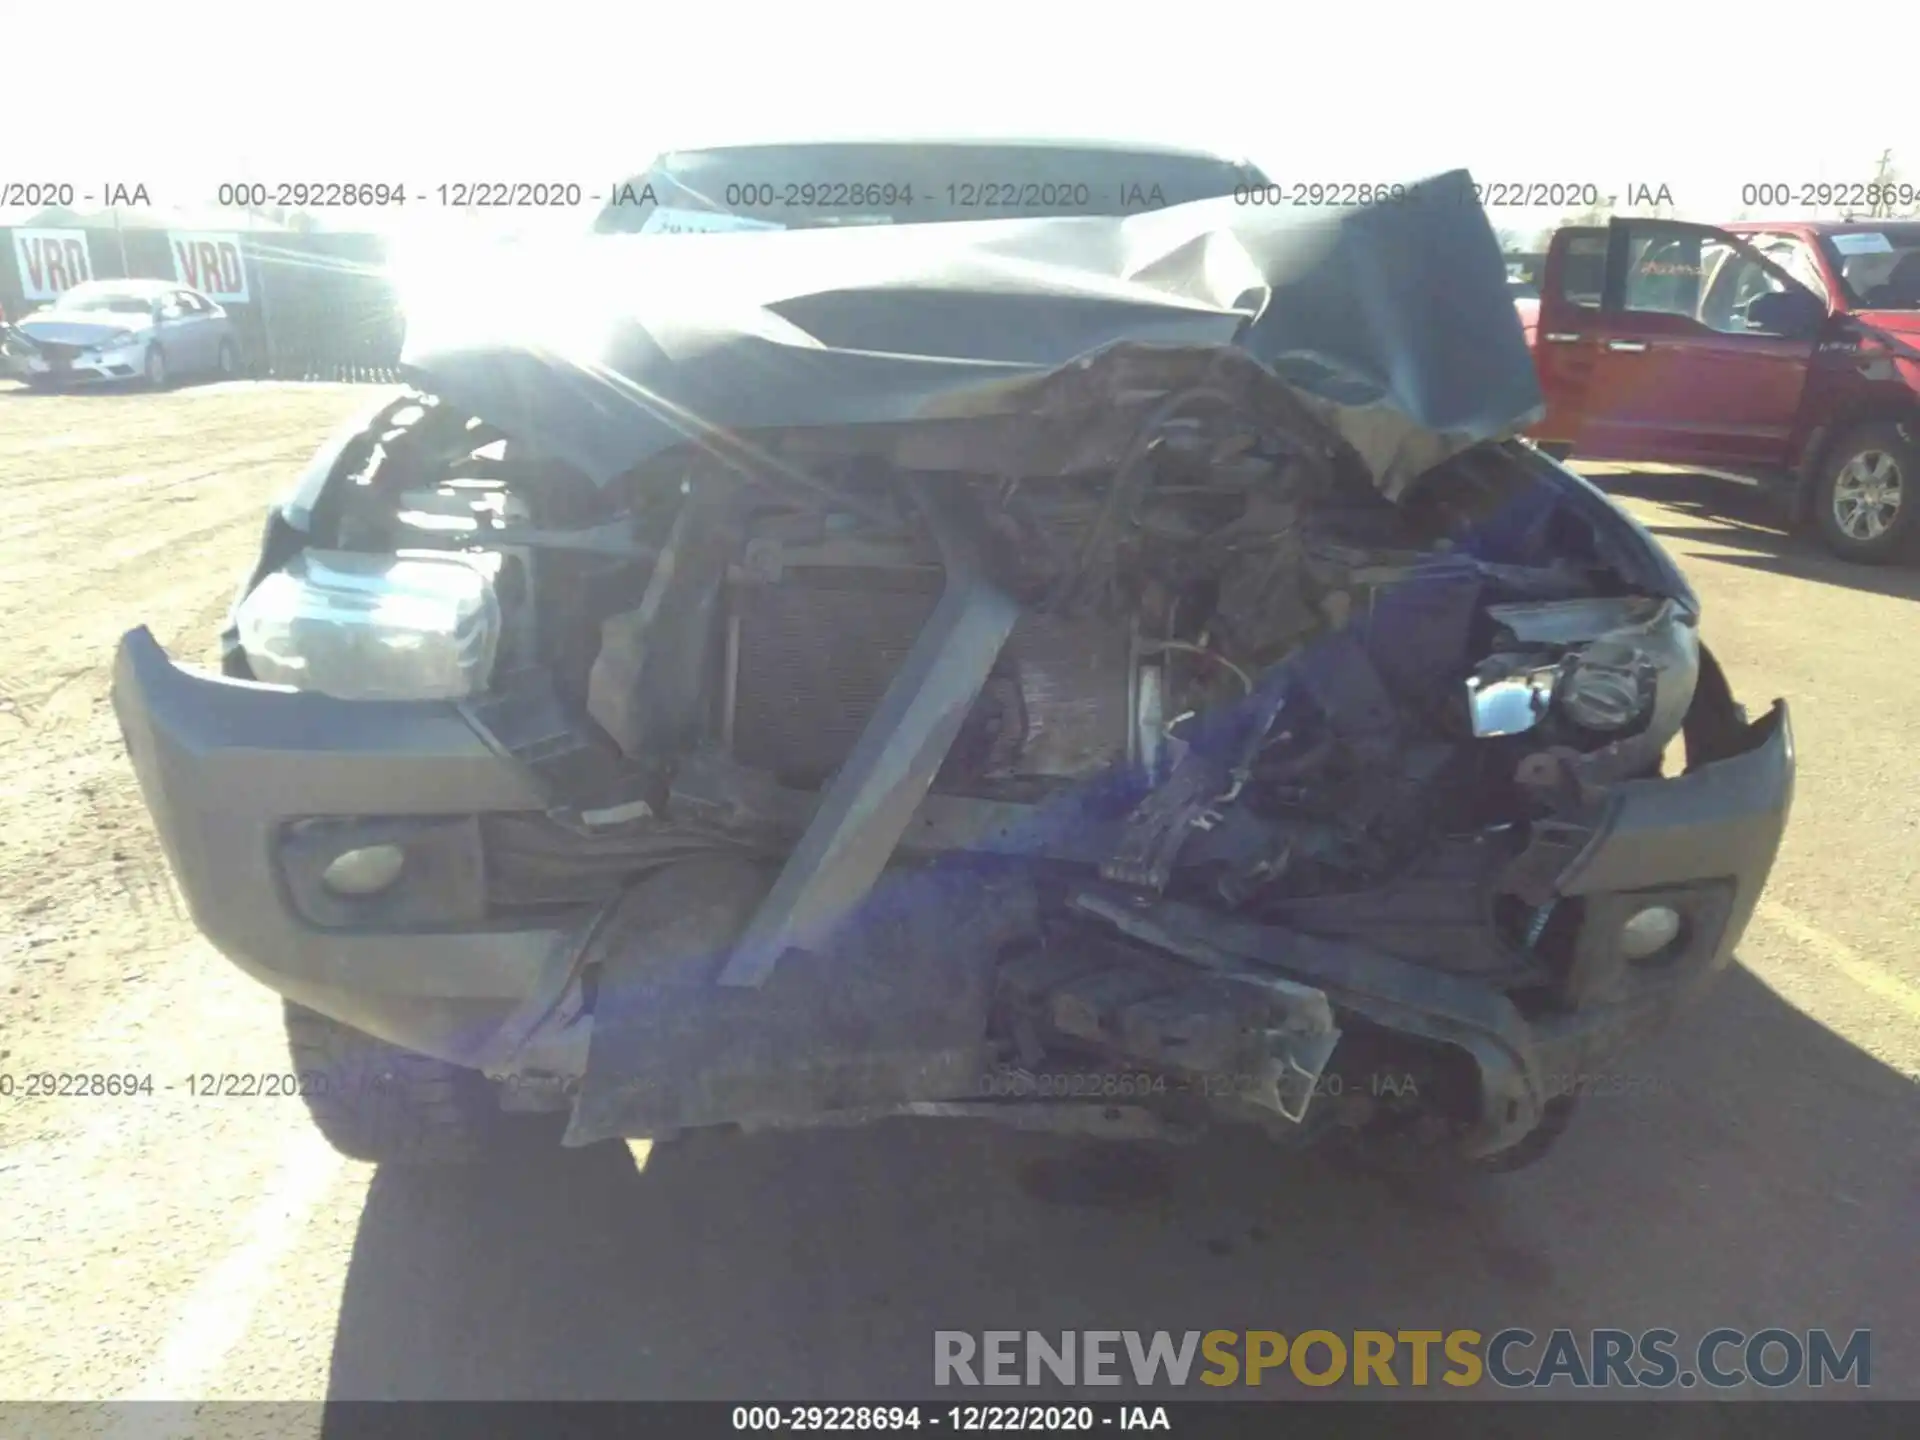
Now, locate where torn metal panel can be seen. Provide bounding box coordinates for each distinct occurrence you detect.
[1069,888,1544,1156]
[994,928,1341,1128]
[1486,595,1670,645]
[566,857,1029,1144]
[586,485,739,759]
[1258,838,1545,979]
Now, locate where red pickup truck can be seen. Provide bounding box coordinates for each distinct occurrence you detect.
[1520,218,1920,563]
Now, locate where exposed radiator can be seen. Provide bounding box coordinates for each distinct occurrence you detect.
[727,575,1133,789]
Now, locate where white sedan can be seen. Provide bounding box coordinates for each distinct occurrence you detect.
[8,279,239,389]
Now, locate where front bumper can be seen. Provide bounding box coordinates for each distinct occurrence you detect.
[111,627,585,1069]
[1070,692,1792,1155]
[112,624,1793,1149]
[17,343,145,383]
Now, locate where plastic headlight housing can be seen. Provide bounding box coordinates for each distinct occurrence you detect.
[234,549,501,700]
[1556,639,1657,731]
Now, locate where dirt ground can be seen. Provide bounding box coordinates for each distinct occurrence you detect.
[1,383,1915,1418]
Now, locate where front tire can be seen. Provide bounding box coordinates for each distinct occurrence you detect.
[283,1001,500,1164]
[143,343,170,391]
[1813,422,1917,564]
[1321,1095,1579,1177]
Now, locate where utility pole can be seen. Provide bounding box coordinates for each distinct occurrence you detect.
[1868,149,1898,220]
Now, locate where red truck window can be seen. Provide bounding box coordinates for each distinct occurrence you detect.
[1559,235,1606,307]
[1757,239,1830,303]
[1624,235,1707,315]
[1814,226,1920,308]
[1624,234,1794,335]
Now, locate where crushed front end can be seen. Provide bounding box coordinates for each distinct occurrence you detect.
[111,177,1792,1169]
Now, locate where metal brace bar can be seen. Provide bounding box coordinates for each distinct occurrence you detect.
[717,482,1022,987]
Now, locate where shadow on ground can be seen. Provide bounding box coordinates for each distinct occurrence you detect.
[321,965,1918,1405]
[0,379,146,397]
[0,375,243,398]
[1580,467,1920,602]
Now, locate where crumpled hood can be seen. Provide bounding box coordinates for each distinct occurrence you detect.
[400,168,1543,498]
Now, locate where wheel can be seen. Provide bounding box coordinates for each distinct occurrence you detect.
[216,338,238,379]
[143,343,170,391]
[1321,1095,1579,1176]
[282,1001,500,1164]
[1812,421,1917,563]
[1472,1094,1579,1173]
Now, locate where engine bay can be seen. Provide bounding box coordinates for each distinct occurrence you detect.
[227,347,1709,1153]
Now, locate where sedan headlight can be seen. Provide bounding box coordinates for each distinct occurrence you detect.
[97,330,139,351]
[234,549,501,700]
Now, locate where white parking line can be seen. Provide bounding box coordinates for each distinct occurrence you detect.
[108,1128,342,1415]
[1758,898,1920,1023]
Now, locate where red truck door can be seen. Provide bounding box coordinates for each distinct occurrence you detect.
[1574,219,1825,468]
[1530,228,1608,447]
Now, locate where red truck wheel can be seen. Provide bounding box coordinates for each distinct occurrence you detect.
[1813,422,1916,564]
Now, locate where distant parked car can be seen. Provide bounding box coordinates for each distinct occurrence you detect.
[8,279,239,390]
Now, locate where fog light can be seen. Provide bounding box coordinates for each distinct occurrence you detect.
[321,844,406,897]
[1620,904,1682,961]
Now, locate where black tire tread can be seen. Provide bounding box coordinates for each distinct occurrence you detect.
[283,1001,496,1164]
[1812,420,1919,565]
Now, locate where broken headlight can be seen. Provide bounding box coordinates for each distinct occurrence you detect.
[1554,639,1657,731]
[234,549,501,700]
[1473,597,1698,740]
[1465,661,1557,737]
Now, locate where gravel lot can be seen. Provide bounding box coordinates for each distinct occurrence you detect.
[1,384,1915,1417]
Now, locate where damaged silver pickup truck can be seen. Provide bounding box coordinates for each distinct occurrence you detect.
[112,158,1793,1174]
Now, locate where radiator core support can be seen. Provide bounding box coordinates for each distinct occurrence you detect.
[717,483,1022,988]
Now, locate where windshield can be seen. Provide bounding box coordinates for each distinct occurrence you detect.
[1817,226,1920,310]
[593,141,1267,233]
[53,285,153,315]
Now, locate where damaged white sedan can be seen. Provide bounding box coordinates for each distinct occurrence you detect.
[111,153,1793,1174]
